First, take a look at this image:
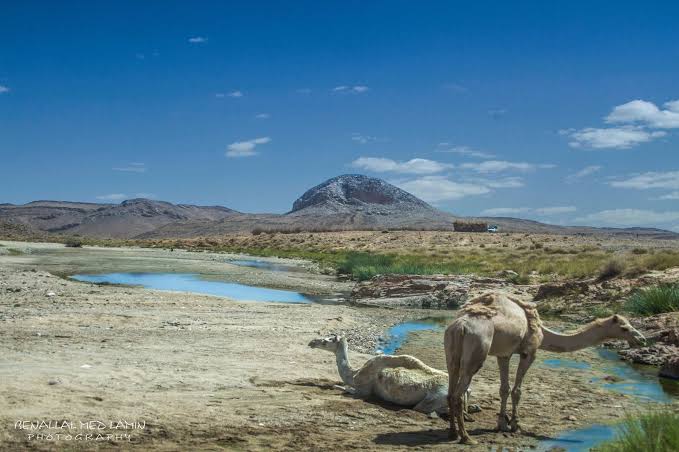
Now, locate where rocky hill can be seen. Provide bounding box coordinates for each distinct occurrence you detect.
[0,199,237,238]
[290,174,433,214]
[1,175,677,239]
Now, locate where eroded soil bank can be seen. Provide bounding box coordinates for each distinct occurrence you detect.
[0,242,676,450]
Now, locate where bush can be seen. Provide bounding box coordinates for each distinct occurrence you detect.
[598,258,626,281]
[597,409,679,452]
[64,237,83,248]
[625,284,679,316]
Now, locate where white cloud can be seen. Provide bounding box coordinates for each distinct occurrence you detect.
[442,83,468,93]
[488,109,507,119]
[215,93,225,98]
[564,126,666,149]
[562,98,679,150]
[227,90,243,98]
[481,206,576,216]
[0,85,9,93]
[436,145,495,159]
[394,176,490,203]
[534,206,577,215]
[467,176,525,189]
[332,85,369,93]
[575,209,679,227]
[226,137,271,158]
[135,192,156,199]
[609,171,679,190]
[606,99,679,129]
[113,163,146,173]
[656,192,679,200]
[352,157,452,175]
[96,193,127,201]
[459,160,555,173]
[255,113,270,119]
[350,133,386,144]
[481,207,531,216]
[566,165,602,183]
[188,36,207,43]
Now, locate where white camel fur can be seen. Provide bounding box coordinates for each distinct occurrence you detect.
[445,292,645,445]
[309,335,470,416]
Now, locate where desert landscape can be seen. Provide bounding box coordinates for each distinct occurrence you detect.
[3,3,679,450]
[1,202,679,450]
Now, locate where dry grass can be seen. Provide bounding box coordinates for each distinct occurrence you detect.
[5,230,679,281]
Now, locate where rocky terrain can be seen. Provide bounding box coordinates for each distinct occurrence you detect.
[3,174,677,239]
[1,241,670,451]
[350,273,531,309]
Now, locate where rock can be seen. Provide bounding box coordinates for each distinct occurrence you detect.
[46,291,56,297]
[47,379,61,385]
[497,270,518,278]
[565,415,577,421]
[350,274,522,310]
[534,281,589,301]
[659,356,679,380]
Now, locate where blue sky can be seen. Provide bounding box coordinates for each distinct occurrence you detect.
[1,1,678,230]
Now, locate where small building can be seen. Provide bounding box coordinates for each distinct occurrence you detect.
[453,221,488,233]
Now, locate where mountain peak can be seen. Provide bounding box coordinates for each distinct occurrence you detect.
[290,174,432,214]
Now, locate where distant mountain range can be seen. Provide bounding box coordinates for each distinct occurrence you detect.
[1,174,676,239]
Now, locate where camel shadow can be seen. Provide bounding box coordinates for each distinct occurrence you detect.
[374,428,553,447]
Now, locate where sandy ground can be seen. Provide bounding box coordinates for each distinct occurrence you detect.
[0,242,674,451]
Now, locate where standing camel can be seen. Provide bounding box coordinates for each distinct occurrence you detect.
[444,293,645,445]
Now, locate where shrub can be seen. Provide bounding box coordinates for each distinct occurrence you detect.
[598,258,626,281]
[64,237,83,248]
[631,247,648,255]
[597,409,679,452]
[625,284,679,316]
[507,273,531,285]
[251,228,265,236]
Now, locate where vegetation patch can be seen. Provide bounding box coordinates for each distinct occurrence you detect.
[597,408,679,452]
[625,284,679,316]
[336,252,482,281]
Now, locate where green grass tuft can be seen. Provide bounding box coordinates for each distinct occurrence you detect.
[625,284,679,316]
[597,409,679,452]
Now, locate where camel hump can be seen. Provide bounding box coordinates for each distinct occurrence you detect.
[460,293,500,318]
[506,295,542,334]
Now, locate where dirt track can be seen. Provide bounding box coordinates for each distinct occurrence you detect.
[0,242,671,450]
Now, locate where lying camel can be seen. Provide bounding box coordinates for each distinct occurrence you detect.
[309,334,471,416]
[445,293,646,445]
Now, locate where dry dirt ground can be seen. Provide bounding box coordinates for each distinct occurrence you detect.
[0,242,674,451]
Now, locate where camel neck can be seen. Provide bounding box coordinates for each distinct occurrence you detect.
[539,323,608,352]
[335,339,356,386]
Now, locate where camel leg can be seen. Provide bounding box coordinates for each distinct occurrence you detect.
[445,329,462,441]
[453,370,478,444]
[496,356,511,432]
[509,352,536,432]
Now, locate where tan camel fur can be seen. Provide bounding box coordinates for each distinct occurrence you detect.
[444,293,645,445]
[309,335,469,415]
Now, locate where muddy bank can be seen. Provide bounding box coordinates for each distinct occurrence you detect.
[0,240,351,295]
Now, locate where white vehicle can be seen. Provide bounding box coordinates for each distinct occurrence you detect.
[487,225,499,233]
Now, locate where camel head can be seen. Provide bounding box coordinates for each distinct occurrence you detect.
[308,334,344,352]
[603,314,646,347]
